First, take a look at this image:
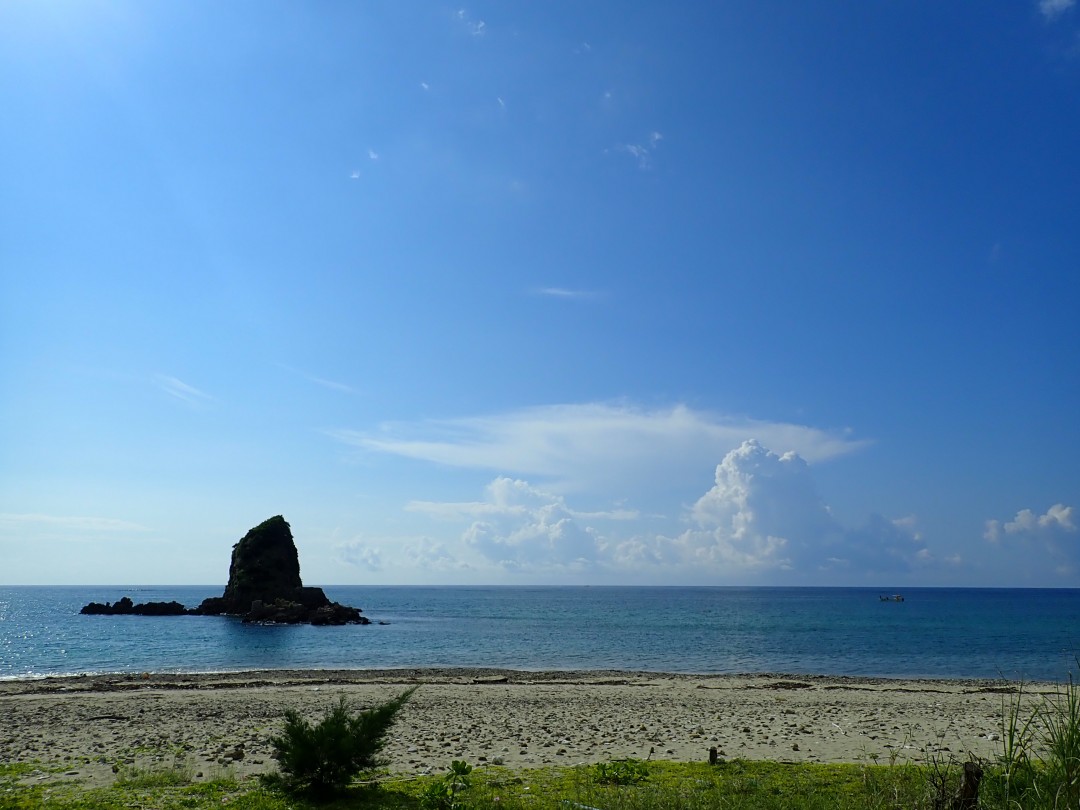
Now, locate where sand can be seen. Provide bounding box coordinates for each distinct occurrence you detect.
[0,669,1049,789]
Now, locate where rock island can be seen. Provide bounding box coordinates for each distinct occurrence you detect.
[80,516,369,625]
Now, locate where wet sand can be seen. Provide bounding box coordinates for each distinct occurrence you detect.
[0,669,1045,789]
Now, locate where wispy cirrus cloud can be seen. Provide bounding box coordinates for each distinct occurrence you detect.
[531,287,602,300]
[306,376,355,394]
[0,513,155,549]
[154,375,212,406]
[1039,0,1075,20]
[456,8,486,37]
[0,513,149,532]
[279,364,356,394]
[329,402,869,499]
[617,131,663,169]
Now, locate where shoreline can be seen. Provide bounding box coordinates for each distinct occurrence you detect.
[2,668,1051,790]
[2,664,1058,686]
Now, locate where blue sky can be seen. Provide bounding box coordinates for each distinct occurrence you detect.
[2,1,1078,587]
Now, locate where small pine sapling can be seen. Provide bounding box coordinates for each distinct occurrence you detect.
[268,687,416,797]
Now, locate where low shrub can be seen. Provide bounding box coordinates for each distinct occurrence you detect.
[267,687,416,798]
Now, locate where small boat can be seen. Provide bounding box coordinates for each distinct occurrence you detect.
[879,594,904,602]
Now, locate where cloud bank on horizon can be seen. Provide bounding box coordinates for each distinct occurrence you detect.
[330,432,1074,585]
[0,407,1075,584]
[0,1,1077,587]
[325,402,1072,584]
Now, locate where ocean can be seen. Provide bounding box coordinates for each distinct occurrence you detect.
[1,586,1078,682]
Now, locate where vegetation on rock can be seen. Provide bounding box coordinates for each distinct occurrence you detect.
[217,516,304,611]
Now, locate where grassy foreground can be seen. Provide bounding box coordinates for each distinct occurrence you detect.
[0,756,1056,810]
[5,671,1078,809]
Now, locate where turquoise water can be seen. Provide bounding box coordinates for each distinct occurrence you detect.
[1,586,1078,681]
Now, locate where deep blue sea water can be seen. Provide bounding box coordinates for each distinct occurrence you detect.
[1,586,1078,682]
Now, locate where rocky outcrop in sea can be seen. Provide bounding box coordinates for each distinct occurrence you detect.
[79,516,369,625]
[79,597,188,616]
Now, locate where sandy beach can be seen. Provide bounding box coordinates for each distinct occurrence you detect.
[0,669,1047,789]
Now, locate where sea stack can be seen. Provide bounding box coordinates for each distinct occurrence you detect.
[195,516,369,625]
[81,516,369,625]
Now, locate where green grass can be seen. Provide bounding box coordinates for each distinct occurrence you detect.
[0,761,250,810]
[0,759,957,810]
[8,756,1080,810]
[990,669,1080,810]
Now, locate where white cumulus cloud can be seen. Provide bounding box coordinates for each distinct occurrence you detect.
[984,503,1076,542]
[335,534,473,574]
[658,440,929,577]
[984,504,1078,575]
[403,538,468,571]
[405,442,938,582]
[412,478,605,572]
[335,540,383,571]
